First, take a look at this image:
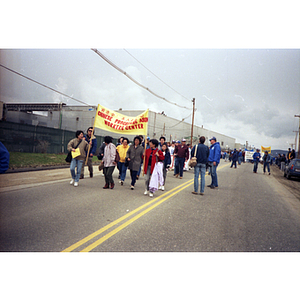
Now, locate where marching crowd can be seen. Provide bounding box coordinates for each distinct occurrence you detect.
[67,128,297,197]
[67,128,222,197]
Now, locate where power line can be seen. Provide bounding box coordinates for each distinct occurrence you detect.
[123,49,190,101]
[91,48,191,110]
[0,64,91,107]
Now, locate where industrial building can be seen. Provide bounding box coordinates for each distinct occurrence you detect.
[1,102,238,151]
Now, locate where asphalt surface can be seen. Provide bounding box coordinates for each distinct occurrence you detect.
[1,161,300,252]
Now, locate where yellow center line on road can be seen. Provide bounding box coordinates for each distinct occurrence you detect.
[61,179,193,252]
[62,163,230,252]
[80,180,195,252]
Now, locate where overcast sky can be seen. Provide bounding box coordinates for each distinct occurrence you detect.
[1,48,299,150]
[1,2,300,151]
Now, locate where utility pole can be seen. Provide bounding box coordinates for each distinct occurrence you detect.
[190,98,195,146]
[293,130,298,153]
[295,115,300,158]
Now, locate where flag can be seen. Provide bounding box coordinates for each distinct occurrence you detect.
[261,146,271,154]
[94,104,148,136]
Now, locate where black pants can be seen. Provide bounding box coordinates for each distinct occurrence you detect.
[104,166,115,185]
[130,170,138,186]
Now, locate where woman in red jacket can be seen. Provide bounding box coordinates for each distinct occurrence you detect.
[143,139,165,197]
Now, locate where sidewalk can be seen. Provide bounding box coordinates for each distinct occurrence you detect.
[0,165,104,193]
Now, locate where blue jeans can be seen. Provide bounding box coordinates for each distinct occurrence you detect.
[253,161,259,173]
[263,162,270,173]
[194,163,206,193]
[70,158,84,183]
[118,162,128,182]
[231,160,237,168]
[238,157,242,165]
[175,157,185,177]
[209,163,218,187]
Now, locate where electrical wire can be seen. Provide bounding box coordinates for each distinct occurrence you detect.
[91,48,191,110]
[123,49,190,101]
[0,64,91,107]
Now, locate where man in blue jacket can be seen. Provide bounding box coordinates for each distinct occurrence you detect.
[207,136,221,189]
[80,127,97,179]
[252,149,261,173]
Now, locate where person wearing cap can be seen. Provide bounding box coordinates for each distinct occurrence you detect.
[174,138,189,179]
[252,149,261,173]
[207,136,221,189]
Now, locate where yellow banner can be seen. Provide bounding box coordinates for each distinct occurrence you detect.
[94,104,148,136]
[261,146,271,154]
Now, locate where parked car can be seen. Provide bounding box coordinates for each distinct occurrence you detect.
[284,158,300,179]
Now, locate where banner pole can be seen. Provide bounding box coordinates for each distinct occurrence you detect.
[142,109,149,176]
[85,109,98,165]
[142,134,147,176]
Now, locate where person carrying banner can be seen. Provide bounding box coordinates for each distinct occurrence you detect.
[80,127,97,179]
[67,130,90,187]
[126,136,144,190]
[143,139,165,197]
[116,137,130,185]
[102,136,117,189]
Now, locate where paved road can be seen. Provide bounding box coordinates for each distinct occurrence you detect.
[1,161,300,252]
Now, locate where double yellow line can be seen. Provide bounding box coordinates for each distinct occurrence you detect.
[62,163,229,252]
[62,179,194,252]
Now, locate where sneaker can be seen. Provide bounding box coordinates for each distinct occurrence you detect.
[121,181,124,186]
[131,186,134,190]
[149,192,153,197]
[158,186,162,190]
[74,182,78,187]
[70,179,74,185]
[161,186,165,191]
[144,190,149,195]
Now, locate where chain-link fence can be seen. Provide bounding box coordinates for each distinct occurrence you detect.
[0,121,117,154]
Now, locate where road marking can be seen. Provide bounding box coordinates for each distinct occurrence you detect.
[61,179,193,252]
[62,163,230,252]
[80,180,194,252]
